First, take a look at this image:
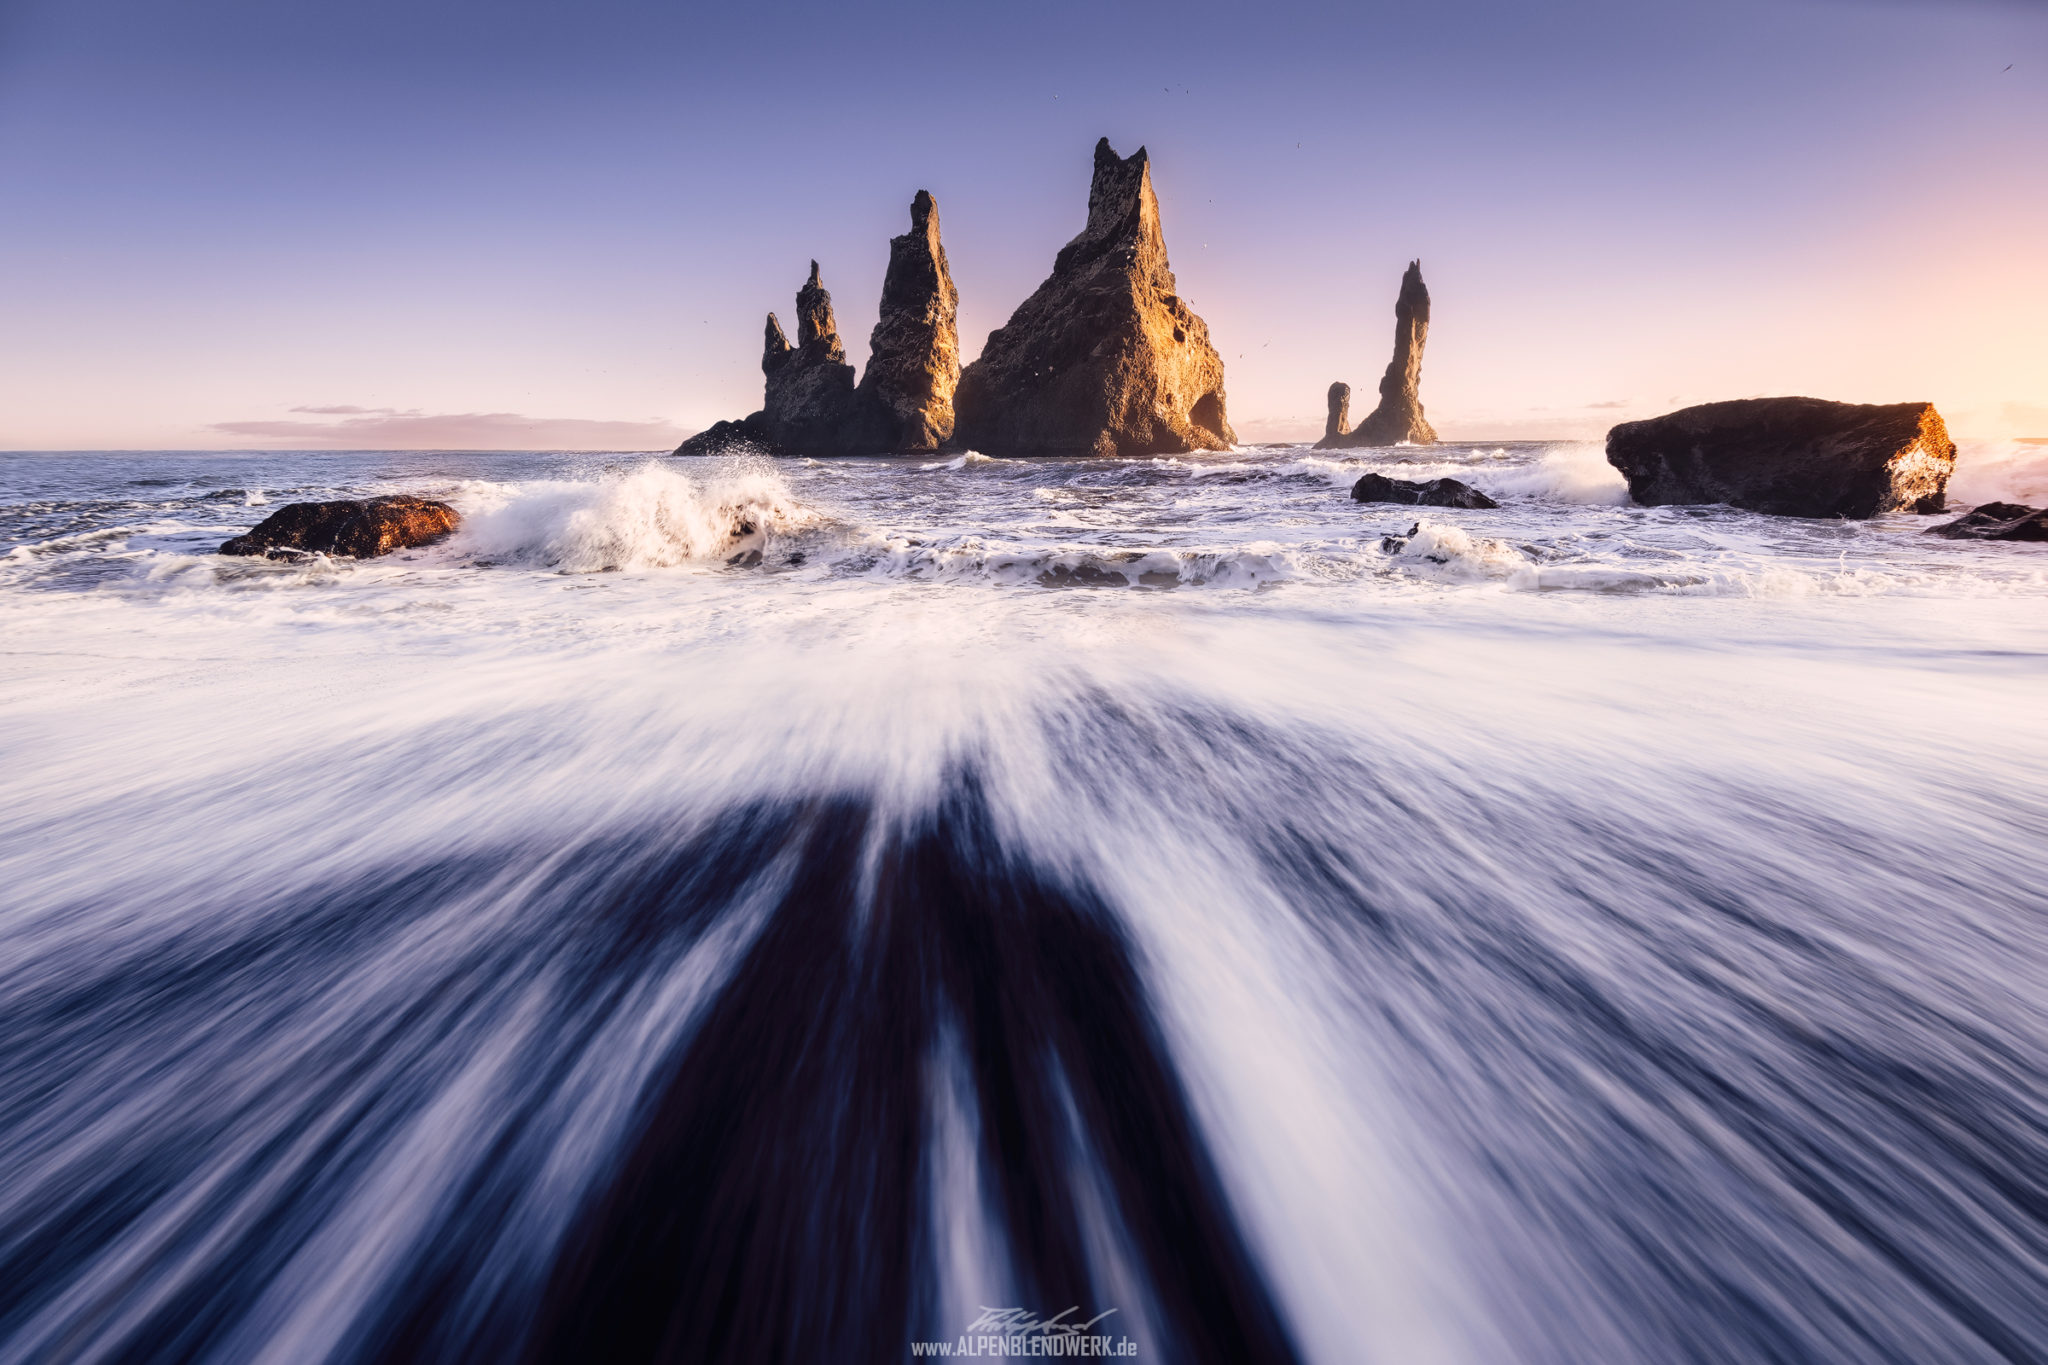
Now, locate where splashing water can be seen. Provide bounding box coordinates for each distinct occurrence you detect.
[0,442,2044,1364]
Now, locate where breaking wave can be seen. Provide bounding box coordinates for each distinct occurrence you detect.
[450,462,827,572]
[1947,438,2048,509]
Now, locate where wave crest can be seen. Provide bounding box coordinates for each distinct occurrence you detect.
[453,461,825,572]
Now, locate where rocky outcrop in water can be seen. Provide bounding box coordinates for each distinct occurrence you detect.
[1928,502,2048,541]
[1317,261,1437,449]
[758,264,862,453]
[219,496,459,559]
[1605,397,1955,518]
[1351,472,1497,509]
[1324,383,1350,445]
[952,138,1234,457]
[677,193,960,457]
[856,190,959,452]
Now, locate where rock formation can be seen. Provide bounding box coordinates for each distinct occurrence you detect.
[1317,261,1437,449]
[1350,472,1497,509]
[856,190,959,452]
[219,496,458,559]
[677,194,960,457]
[952,138,1234,456]
[756,263,862,453]
[1605,397,1956,518]
[1928,501,2048,541]
[1324,383,1350,445]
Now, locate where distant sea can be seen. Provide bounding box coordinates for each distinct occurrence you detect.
[3,440,2045,1363]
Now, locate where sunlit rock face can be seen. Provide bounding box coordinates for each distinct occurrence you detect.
[679,193,960,457]
[1606,397,1956,518]
[218,496,459,558]
[857,190,960,453]
[953,138,1234,457]
[1317,260,1436,449]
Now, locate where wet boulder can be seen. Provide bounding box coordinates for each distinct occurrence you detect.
[219,496,459,558]
[953,138,1234,456]
[1351,472,1498,509]
[1605,397,1955,518]
[1927,502,2048,542]
[676,414,783,457]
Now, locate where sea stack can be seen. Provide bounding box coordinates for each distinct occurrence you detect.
[1317,261,1437,449]
[676,192,961,457]
[952,138,1234,456]
[1606,397,1956,518]
[758,262,861,452]
[856,190,959,452]
[1324,383,1350,445]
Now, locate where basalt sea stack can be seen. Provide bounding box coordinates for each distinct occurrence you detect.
[952,138,1233,457]
[856,189,959,452]
[759,262,862,453]
[1317,261,1437,449]
[677,192,959,456]
[219,496,459,559]
[1605,397,1956,518]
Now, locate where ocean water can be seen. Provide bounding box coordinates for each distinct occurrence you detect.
[1,440,2045,1364]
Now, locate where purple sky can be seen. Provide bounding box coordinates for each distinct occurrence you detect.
[1,0,2043,449]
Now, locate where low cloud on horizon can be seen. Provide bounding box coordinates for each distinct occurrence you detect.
[210,406,687,450]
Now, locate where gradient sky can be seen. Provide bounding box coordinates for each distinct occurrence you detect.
[1,0,2044,449]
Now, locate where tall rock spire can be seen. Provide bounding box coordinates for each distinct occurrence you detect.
[953,137,1234,457]
[755,263,858,451]
[1318,261,1437,449]
[763,313,792,372]
[1323,382,1351,444]
[794,261,845,362]
[857,190,960,452]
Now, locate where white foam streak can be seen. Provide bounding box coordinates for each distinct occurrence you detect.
[451,461,824,572]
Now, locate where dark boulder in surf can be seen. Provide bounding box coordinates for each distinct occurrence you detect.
[1317,261,1437,449]
[1927,501,2048,541]
[219,496,458,559]
[1605,397,1956,518]
[676,414,782,457]
[1351,472,1498,509]
[952,138,1234,456]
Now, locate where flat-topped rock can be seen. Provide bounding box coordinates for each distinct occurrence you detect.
[953,138,1234,456]
[220,496,459,559]
[1351,472,1497,508]
[1928,502,2048,541]
[1606,397,1955,518]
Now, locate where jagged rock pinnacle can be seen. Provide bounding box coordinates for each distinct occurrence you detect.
[795,262,844,363]
[857,189,960,452]
[1317,260,1437,449]
[1324,382,1351,444]
[954,137,1233,456]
